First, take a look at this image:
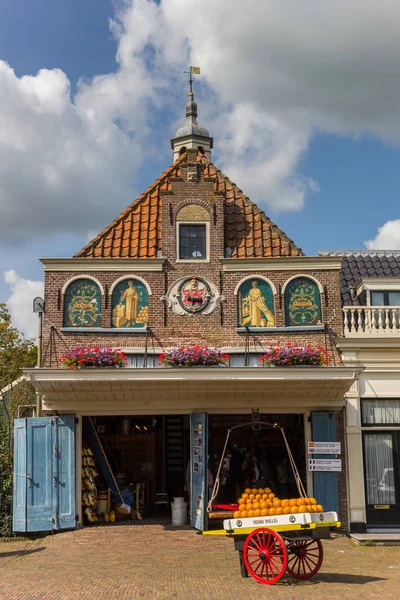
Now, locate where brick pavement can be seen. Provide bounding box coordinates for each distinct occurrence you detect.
[1,523,399,600]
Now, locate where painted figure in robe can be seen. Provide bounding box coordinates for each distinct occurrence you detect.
[241,281,275,327]
[120,281,139,323]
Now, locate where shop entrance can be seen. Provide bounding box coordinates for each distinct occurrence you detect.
[208,414,306,506]
[363,430,400,527]
[81,415,190,525]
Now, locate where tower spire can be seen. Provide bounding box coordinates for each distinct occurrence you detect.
[171,67,213,161]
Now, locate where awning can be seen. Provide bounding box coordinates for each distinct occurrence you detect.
[23,366,363,415]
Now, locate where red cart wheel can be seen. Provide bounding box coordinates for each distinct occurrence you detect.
[243,528,288,584]
[285,538,323,579]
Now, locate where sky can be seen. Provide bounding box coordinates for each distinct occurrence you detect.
[2,0,400,338]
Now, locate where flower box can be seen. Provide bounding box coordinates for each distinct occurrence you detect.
[59,347,127,370]
[259,343,328,367]
[158,346,230,368]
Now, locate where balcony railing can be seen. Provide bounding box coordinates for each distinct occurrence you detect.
[343,306,400,336]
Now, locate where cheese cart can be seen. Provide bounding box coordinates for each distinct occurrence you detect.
[204,510,340,584]
[204,416,341,584]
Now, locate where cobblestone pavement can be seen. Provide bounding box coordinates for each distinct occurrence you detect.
[1,523,399,600]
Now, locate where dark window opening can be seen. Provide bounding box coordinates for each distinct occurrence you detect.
[179,224,206,260]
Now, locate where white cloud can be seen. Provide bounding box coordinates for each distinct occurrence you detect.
[365,220,400,250]
[3,0,400,244]
[4,270,44,339]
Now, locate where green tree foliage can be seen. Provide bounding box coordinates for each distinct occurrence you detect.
[0,303,37,390]
[0,303,37,536]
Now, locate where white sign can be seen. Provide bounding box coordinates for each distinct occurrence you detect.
[308,441,341,455]
[309,458,342,472]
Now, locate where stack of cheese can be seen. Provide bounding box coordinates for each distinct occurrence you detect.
[233,487,324,519]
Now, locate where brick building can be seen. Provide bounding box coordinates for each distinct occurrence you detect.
[15,87,360,533]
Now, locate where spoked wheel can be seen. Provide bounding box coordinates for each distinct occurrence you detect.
[243,528,288,584]
[285,538,323,580]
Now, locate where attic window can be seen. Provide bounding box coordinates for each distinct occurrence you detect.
[179,146,187,156]
[179,224,207,260]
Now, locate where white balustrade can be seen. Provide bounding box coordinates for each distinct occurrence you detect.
[342,306,400,336]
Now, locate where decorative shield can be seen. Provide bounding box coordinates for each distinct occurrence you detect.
[177,277,211,314]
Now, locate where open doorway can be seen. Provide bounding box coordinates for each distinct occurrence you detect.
[81,415,189,526]
[208,414,306,506]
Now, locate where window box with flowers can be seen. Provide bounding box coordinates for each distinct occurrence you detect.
[158,346,230,368]
[59,347,128,370]
[259,343,328,367]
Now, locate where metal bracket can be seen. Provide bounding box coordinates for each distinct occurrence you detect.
[251,409,262,431]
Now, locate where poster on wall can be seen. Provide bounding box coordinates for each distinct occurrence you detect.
[308,441,341,455]
[309,458,342,472]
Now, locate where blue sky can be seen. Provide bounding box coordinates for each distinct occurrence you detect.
[1,0,400,336]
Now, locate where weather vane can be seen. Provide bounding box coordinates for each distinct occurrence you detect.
[183,65,201,93]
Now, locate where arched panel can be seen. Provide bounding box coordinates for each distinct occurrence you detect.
[284,277,322,326]
[111,278,149,328]
[176,204,210,221]
[63,279,101,327]
[237,278,275,327]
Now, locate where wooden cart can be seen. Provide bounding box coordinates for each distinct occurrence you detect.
[204,511,340,585]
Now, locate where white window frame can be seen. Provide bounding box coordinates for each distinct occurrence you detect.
[176,221,210,263]
[355,278,400,305]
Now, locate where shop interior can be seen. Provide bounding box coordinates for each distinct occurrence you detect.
[81,415,190,525]
[80,413,305,526]
[208,414,306,506]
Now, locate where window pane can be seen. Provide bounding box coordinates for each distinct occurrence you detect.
[362,399,400,424]
[179,225,206,260]
[364,433,396,505]
[388,292,400,306]
[371,291,384,306]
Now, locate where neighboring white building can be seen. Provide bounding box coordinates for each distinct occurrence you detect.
[321,250,400,532]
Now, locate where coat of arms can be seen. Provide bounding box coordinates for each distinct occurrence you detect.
[163,276,222,317]
[178,277,210,313]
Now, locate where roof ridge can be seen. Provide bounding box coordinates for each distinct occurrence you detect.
[75,152,187,258]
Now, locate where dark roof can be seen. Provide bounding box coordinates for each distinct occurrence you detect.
[76,151,303,259]
[340,254,400,304]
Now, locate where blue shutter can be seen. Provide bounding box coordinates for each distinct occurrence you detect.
[190,413,208,531]
[311,412,339,513]
[54,416,76,530]
[13,416,75,533]
[13,419,28,532]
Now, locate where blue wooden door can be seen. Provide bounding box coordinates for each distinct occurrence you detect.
[311,412,339,513]
[13,416,75,533]
[53,416,76,530]
[190,413,208,530]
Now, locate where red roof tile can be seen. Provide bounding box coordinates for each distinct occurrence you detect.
[75,152,303,258]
